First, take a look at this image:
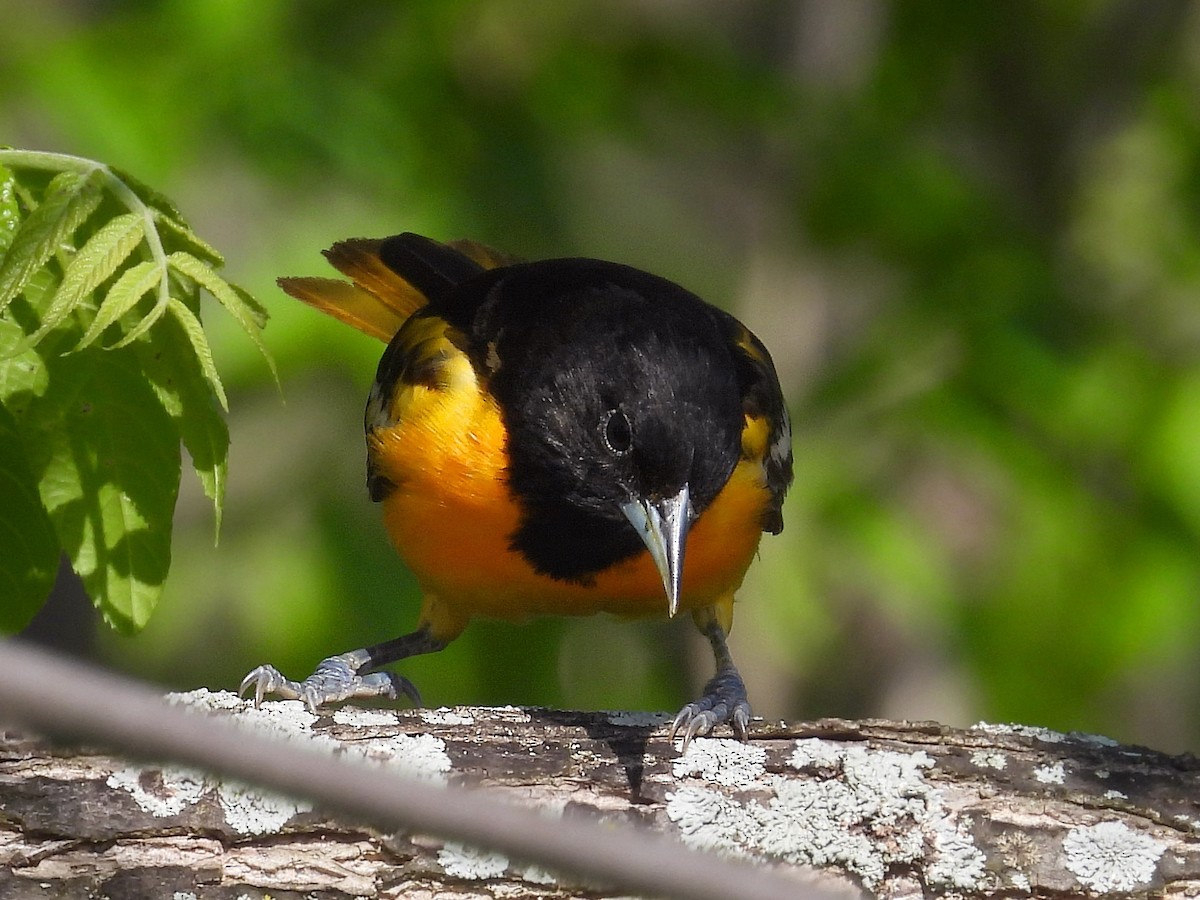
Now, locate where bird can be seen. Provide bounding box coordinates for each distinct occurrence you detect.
[240,232,793,747]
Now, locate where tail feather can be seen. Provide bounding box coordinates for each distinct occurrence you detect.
[447,238,524,271]
[378,233,484,303]
[325,238,428,314]
[276,276,404,343]
[279,233,518,343]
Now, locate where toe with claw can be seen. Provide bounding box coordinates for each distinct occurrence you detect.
[239,650,420,712]
[666,609,755,752]
[669,665,751,751]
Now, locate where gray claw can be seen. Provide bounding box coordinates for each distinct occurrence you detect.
[731,703,750,741]
[238,652,421,711]
[671,703,722,752]
[239,664,303,707]
[668,666,752,751]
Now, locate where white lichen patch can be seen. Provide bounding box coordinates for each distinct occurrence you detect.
[339,732,452,784]
[669,738,988,891]
[972,722,1067,743]
[107,765,208,817]
[170,689,451,783]
[672,738,768,787]
[106,763,310,834]
[516,862,561,885]
[1009,871,1031,891]
[332,707,399,727]
[167,688,245,713]
[479,705,532,723]
[970,749,1007,770]
[762,742,945,887]
[216,779,310,835]
[926,810,989,889]
[1062,820,1165,892]
[419,707,477,726]
[666,785,754,855]
[606,711,670,728]
[437,841,509,879]
[1104,789,1128,800]
[752,774,900,885]
[169,689,327,746]
[1033,761,1066,784]
[235,700,325,742]
[1071,731,1119,748]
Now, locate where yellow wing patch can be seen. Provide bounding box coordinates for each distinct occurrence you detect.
[377,316,476,425]
[739,413,771,461]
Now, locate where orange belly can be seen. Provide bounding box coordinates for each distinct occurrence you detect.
[369,381,768,639]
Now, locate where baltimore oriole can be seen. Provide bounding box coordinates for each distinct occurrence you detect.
[240,233,793,746]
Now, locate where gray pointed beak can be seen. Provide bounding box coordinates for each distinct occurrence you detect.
[621,483,691,617]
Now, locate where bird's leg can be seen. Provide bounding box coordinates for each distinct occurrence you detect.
[669,610,751,750]
[239,625,445,712]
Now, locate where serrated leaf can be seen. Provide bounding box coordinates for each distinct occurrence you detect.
[0,168,104,313]
[151,208,224,266]
[232,281,269,329]
[166,296,228,411]
[75,258,162,349]
[106,164,187,223]
[110,303,170,350]
[0,399,60,631]
[21,345,180,633]
[167,252,276,382]
[26,212,146,348]
[0,305,48,403]
[0,151,265,631]
[134,313,229,536]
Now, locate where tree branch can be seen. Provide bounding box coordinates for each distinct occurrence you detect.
[2,639,1198,898]
[0,639,843,899]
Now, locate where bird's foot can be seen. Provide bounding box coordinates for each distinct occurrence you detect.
[669,666,751,751]
[238,649,421,712]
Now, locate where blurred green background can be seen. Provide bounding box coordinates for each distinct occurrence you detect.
[6,0,1200,752]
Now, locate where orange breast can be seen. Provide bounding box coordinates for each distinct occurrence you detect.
[369,375,770,640]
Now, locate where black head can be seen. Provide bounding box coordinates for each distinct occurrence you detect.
[461,259,745,584]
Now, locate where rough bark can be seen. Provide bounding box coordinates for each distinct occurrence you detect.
[1,690,1198,899]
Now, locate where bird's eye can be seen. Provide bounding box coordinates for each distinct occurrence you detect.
[601,408,632,456]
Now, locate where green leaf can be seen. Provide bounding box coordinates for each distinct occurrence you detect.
[28,211,147,347]
[0,400,60,632]
[151,208,225,266]
[167,296,228,410]
[0,308,49,405]
[106,164,188,224]
[0,150,268,630]
[232,280,269,329]
[21,346,181,633]
[167,251,275,377]
[0,168,104,314]
[134,311,230,536]
[76,259,162,349]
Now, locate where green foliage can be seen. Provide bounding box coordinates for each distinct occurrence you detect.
[0,150,270,633]
[0,402,58,631]
[6,2,1200,749]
